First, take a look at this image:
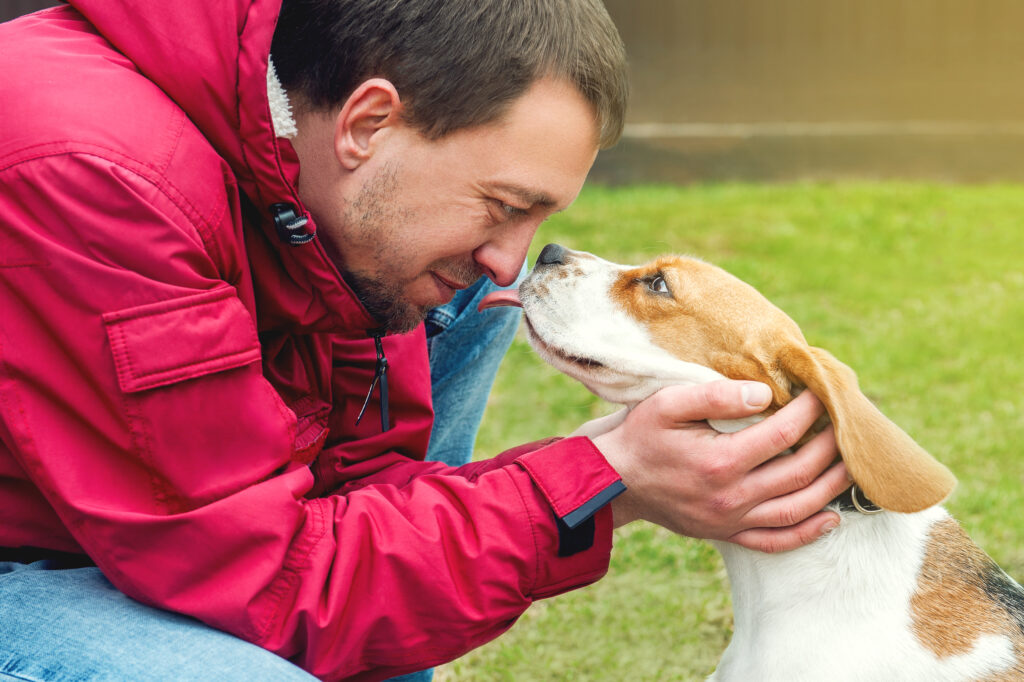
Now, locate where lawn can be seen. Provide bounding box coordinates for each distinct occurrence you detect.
[438,182,1024,681]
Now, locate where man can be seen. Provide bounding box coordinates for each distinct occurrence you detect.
[0,1,849,680]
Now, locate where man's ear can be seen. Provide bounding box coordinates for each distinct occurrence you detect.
[333,78,404,170]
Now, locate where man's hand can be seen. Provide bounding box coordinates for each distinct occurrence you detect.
[591,381,850,553]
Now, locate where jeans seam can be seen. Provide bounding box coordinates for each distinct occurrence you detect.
[0,655,53,682]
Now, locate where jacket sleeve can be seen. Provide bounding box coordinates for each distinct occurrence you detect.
[0,153,623,680]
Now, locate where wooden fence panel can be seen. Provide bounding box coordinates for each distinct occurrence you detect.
[6,1,1024,182]
[596,0,1024,183]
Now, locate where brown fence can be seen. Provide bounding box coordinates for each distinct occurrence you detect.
[594,0,1024,183]
[7,1,1024,183]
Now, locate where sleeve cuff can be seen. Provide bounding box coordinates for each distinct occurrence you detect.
[561,479,627,529]
[513,437,625,557]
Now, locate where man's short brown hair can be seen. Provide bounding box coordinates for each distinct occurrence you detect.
[271,0,629,148]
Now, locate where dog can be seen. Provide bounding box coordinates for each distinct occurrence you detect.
[480,243,1024,681]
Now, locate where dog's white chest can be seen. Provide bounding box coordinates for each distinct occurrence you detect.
[708,507,1019,682]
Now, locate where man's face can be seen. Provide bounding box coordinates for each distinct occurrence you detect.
[310,77,600,333]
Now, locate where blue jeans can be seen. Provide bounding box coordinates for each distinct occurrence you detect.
[423,269,524,466]
[0,561,318,681]
[0,274,523,681]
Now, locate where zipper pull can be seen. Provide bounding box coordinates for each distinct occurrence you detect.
[356,331,390,432]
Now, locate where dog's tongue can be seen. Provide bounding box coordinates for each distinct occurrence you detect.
[477,289,523,312]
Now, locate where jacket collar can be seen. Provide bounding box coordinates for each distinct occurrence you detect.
[268,59,298,140]
[68,0,379,336]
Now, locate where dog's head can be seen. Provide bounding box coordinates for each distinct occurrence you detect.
[482,244,956,513]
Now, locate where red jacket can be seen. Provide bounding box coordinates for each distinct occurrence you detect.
[0,2,623,679]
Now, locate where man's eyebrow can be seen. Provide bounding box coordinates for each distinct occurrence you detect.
[488,183,558,210]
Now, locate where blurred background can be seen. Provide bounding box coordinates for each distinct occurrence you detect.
[11,0,1024,184]
[596,0,1024,184]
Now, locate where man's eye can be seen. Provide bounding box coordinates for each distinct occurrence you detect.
[501,203,528,218]
[647,276,671,295]
[491,199,529,220]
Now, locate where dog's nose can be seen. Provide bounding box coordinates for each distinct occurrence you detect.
[536,243,567,267]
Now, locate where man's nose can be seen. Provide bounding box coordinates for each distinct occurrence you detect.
[473,220,539,287]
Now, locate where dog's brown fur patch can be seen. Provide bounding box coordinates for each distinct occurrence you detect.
[609,256,802,406]
[911,518,1024,677]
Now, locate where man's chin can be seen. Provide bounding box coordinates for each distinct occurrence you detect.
[354,298,424,335]
[339,273,413,334]
[340,269,459,334]
[373,289,455,335]
[385,308,431,335]
[375,297,440,335]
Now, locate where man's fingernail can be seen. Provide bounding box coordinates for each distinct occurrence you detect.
[822,520,839,534]
[742,383,772,407]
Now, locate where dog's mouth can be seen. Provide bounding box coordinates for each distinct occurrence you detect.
[522,318,606,370]
[478,289,606,371]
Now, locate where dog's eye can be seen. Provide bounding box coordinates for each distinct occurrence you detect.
[648,276,671,296]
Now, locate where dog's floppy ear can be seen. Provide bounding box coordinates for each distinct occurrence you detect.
[778,342,956,513]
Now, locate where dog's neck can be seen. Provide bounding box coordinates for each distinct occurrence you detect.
[713,506,946,619]
[709,506,956,680]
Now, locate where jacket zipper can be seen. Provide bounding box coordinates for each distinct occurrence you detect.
[356,330,390,432]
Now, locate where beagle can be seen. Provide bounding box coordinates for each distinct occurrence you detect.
[480,244,1024,681]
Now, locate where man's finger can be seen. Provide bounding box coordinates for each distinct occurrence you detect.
[727,509,841,554]
[727,390,826,470]
[746,424,839,501]
[741,461,850,529]
[646,380,773,426]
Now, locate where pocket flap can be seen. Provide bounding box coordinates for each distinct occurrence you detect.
[103,287,261,393]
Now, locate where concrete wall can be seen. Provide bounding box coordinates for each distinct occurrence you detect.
[592,0,1024,184]
[8,1,1024,183]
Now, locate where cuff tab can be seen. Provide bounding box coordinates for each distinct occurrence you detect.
[556,513,596,557]
[562,480,627,529]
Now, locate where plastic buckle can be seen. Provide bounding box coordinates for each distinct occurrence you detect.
[271,202,314,245]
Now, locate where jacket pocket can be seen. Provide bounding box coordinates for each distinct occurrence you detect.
[103,286,261,393]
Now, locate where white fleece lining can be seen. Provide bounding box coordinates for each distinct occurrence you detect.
[267,57,297,139]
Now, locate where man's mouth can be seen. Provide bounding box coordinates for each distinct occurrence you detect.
[432,272,468,288]
[431,272,472,295]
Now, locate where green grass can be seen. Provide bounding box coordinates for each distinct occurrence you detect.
[438,182,1024,681]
